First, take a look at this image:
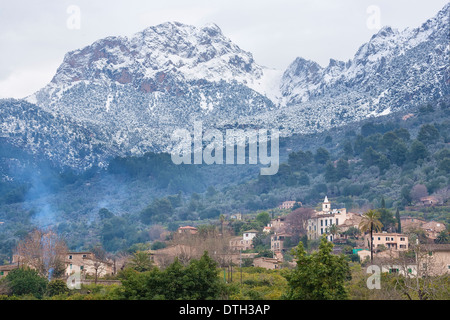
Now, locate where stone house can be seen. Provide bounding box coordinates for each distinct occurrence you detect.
[0,264,18,278]
[270,233,290,253]
[229,230,258,251]
[268,216,287,233]
[278,201,298,210]
[423,244,450,275]
[66,252,114,278]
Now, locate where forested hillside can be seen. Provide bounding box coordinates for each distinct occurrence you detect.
[0,97,449,261]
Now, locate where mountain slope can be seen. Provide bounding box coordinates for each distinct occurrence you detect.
[278,3,449,119]
[0,4,447,170]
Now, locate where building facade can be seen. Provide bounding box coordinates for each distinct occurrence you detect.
[66,252,114,277]
[307,196,359,241]
[364,232,409,251]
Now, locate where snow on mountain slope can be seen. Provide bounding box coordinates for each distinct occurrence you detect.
[275,3,449,134]
[42,22,275,102]
[1,3,446,170]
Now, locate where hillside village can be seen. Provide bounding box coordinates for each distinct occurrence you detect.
[1,197,448,286]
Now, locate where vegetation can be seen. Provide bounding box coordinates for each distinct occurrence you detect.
[359,210,383,263]
[283,236,351,300]
[0,99,449,301]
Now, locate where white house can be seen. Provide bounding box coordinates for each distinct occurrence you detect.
[243,229,258,241]
[307,196,360,241]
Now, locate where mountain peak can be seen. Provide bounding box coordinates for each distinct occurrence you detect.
[47,21,263,89]
[201,22,223,36]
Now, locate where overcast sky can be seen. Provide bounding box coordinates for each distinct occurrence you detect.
[0,0,447,99]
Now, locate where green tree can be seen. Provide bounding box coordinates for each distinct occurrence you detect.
[336,158,350,180]
[315,148,330,165]
[343,141,354,157]
[46,279,69,297]
[378,208,395,232]
[128,251,154,272]
[408,140,428,163]
[362,146,379,167]
[283,236,351,300]
[359,210,383,263]
[395,207,401,233]
[256,211,271,227]
[417,124,439,144]
[297,172,310,186]
[184,251,223,300]
[288,150,313,171]
[435,230,449,244]
[438,158,450,174]
[140,198,173,224]
[401,185,412,205]
[324,161,337,183]
[5,268,48,299]
[388,139,408,166]
[119,251,223,300]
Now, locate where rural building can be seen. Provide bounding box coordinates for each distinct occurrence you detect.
[307,196,361,241]
[278,201,298,210]
[177,226,198,235]
[364,232,409,251]
[66,252,114,278]
[0,264,18,278]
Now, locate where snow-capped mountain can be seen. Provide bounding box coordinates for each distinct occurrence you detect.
[21,22,280,167]
[279,3,449,114]
[1,4,448,170]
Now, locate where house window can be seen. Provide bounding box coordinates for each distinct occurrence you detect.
[400,238,405,241]
[69,255,72,259]
[325,220,328,226]
[82,254,87,258]
[321,220,323,226]
[70,264,72,270]
[0,271,3,276]
[389,268,399,274]
[336,218,339,225]
[378,237,381,240]
[80,266,84,271]
[320,228,323,234]
[386,237,389,241]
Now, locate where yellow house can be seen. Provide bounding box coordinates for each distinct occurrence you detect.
[366,232,409,251]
